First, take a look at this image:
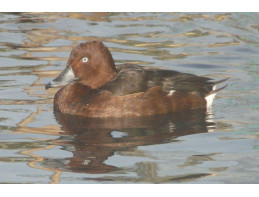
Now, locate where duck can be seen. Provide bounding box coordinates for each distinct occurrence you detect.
[45,40,228,118]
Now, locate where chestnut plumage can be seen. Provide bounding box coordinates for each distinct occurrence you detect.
[46,40,228,118]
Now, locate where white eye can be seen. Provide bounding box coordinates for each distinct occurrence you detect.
[82,57,88,63]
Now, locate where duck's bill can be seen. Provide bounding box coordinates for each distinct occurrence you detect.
[45,65,78,89]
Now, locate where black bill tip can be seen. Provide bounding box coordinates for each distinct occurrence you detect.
[45,82,52,90]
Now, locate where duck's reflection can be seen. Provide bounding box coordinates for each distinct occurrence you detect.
[53,109,214,174]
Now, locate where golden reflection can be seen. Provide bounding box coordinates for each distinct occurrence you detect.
[134,162,211,183]
[178,153,218,168]
[15,104,63,136]
[7,39,66,183]
[67,12,112,22]
[214,14,228,21]
[180,30,210,38]
[3,13,239,67]
[14,104,63,183]
[19,145,62,184]
[207,40,240,47]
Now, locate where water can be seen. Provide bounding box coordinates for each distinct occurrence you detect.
[0,12,259,184]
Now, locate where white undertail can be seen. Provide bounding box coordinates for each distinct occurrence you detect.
[205,83,228,111]
[205,85,216,109]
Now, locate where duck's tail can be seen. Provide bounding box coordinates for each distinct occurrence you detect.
[212,77,230,86]
[205,77,229,108]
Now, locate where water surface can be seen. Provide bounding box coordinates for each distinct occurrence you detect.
[0,12,259,183]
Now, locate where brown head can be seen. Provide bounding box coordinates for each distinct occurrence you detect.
[45,41,117,90]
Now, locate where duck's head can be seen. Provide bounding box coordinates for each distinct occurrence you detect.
[45,40,116,90]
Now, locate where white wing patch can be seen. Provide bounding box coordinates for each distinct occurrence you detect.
[168,90,176,96]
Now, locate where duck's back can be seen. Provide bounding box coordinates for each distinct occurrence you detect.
[102,64,214,97]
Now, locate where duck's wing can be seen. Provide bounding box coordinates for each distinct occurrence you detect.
[143,69,211,96]
[103,64,228,97]
[144,68,229,97]
[101,64,151,95]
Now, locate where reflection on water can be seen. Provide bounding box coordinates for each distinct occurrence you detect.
[51,109,213,176]
[1,12,259,183]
